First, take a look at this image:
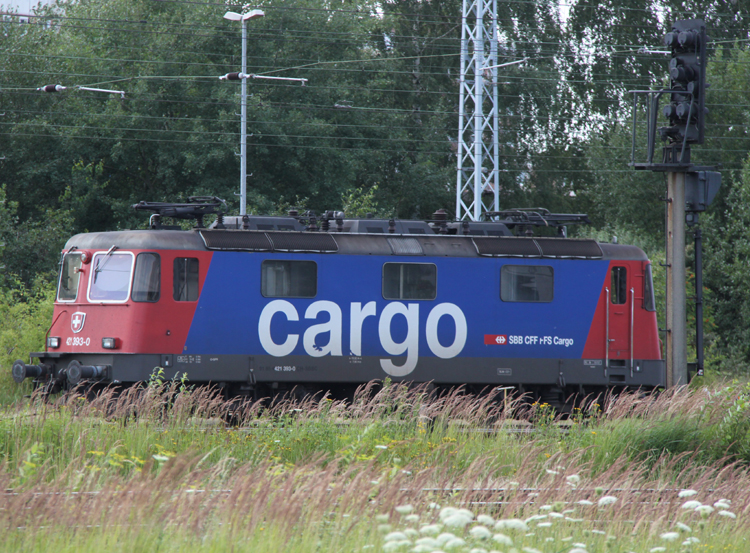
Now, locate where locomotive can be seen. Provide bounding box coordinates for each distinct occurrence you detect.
[11,198,664,405]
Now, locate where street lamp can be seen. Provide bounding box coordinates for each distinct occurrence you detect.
[223,9,264,216]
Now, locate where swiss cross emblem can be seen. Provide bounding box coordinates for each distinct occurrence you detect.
[71,312,86,334]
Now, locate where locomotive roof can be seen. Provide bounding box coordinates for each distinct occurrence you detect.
[64,228,649,261]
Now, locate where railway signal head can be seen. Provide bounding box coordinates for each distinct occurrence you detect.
[660,19,708,145]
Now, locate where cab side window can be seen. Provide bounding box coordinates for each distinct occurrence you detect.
[132,253,161,302]
[611,267,627,305]
[500,265,554,302]
[174,258,199,301]
[261,260,317,298]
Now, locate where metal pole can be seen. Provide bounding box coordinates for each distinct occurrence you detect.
[666,171,688,386]
[694,221,704,376]
[240,19,248,216]
[472,0,484,222]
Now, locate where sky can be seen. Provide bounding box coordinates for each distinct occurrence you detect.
[2,0,50,16]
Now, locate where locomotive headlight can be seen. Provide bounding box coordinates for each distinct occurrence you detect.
[102,338,118,350]
[47,337,60,349]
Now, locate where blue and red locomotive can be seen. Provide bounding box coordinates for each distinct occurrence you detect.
[11,199,664,404]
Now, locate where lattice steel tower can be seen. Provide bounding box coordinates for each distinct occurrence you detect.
[456,0,499,221]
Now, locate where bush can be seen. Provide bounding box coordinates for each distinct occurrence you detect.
[0,281,55,404]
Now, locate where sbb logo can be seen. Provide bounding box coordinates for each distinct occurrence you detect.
[484,334,507,345]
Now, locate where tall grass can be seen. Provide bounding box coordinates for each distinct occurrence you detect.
[2,382,750,552]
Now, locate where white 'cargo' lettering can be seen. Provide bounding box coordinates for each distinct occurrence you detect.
[258,300,468,376]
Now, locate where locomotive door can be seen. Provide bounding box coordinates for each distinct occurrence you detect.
[606,265,633,366]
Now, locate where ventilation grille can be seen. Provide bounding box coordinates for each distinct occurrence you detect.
[536,238,602,258]
[473,237,602,258]
[267,232,338,252]
[473,238,541,257]
[388,237,424,255]
[200,231,272,251]
[200,231,338,253]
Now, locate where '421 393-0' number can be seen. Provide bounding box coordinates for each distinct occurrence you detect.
[67,337,90,346]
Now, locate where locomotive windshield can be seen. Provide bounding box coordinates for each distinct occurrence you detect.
[88,252,134,302]
[57,252,82,302]
[644,263,656,312]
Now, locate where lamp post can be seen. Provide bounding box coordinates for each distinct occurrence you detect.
[223,9,264,216]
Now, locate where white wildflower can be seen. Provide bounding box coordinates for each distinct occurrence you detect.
[429,503,441,510]
[577,500,594,506]
[406,515,421,523]
[415,538,440,548]
[681,500,702,509]
[683,537,700,545]
[377,515,390,522]
[565,517,584,523]
[522,548,542,553]
[536,522,553,528]
[524,515,547,523]
[545,469,559,475]
[492,533,514,546]
[375,445,388,450]
[566,474,581,486]
[539,504,553,511]
[548,512,564,519]
[714,500,731,510]
[444,538,467,550]
[678,489,698,498]
[718,510,737,519]
[379,524,393,533]
[591,530,606,535]
[477,515,495,526]
[495,519,529,532]
[562,509,576,515]
[695,505,714,516]
[598,496,618,507]
[419,525,442,536]
[383,540,411,551]
[440,507,459,521]
[410,546,432,553]
[675,522,692,532]
[457,508,475,520]
[569,549,588,553]
[469,549,488,553]
[545,537,554,542]
[573,544,587,548]
[437,533,457,546]
[396,505,414,515]
[470,526,492,540]
[385,532,409,542]
[404,529,419,539]
[649,548,667,553]
[660,532,680,541]
[444,514,472,529]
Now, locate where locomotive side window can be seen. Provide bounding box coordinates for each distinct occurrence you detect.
[500,265,554,303]
[88,252,135,303]
[261,260,317,298]
[643,263,656,311]
[382,263,437,300]
[174,258,200,301]
[57,252,82,302]
[132,253,161,302]
[611,266,627,305]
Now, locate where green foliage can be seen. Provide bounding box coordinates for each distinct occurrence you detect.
[0,282,55,404]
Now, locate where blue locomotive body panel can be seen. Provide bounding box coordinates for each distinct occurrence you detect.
[184,253,609,373]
